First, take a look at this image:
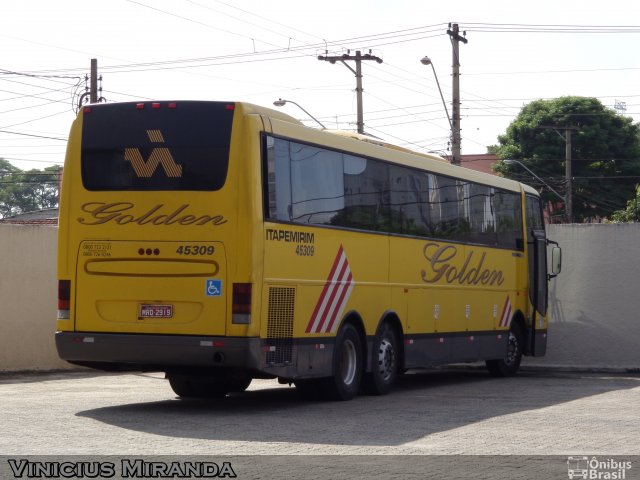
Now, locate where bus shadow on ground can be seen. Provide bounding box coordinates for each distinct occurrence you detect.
[76,369,640,447]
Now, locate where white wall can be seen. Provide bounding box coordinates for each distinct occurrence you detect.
[525,223,640,369]
[1,223,639,372]
[0,225,72,371]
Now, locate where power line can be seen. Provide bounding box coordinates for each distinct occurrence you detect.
[210,0,326,44]
[0,130,66,141]
[0,69,81,81]
[1,108,73,130]
[125,0,285,49]
[462,23,640,34]
[19,25,448,76]
[0,159,63,165]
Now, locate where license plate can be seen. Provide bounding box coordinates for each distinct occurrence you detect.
[139,304,173,318]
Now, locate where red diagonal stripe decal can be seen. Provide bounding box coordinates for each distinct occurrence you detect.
[500,296,512,328]
[306,246,355,334]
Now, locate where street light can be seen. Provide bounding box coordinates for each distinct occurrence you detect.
[420,56,452,132]
[273,98,326,129]
[503,159,565,202]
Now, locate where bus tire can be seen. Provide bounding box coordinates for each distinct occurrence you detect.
[363,322,398,395]
[486,322,524,377]
[167,374,251,398]
[323,323,363,401]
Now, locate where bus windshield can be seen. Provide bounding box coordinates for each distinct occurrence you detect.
[81,101,234,191]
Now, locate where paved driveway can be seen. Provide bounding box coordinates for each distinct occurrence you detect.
[1,369,638,478]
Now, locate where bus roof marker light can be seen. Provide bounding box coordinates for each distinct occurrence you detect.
[168,102,177,109]
[152,103,161,109]
[136,103,145,110]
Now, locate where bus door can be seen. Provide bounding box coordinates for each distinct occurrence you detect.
[526,195,548,356]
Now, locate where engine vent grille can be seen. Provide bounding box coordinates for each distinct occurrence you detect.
[266,287,295,365]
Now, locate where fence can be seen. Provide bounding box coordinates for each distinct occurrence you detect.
[1,223,638,372]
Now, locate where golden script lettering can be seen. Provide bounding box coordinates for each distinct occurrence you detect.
[421,242,504,286]
[77,202,227,226]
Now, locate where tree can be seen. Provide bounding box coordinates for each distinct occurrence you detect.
[611,185,640,222]
[492,96,640,222]
[0,159,60,218]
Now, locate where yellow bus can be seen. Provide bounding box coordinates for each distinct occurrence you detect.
[56,101,561,400]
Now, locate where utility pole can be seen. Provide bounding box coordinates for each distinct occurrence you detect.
[318,50,383,134]
[447,23,467,166]
[565,128,573,223]
[539,125,579,223]
[56,165,63,207]
[90,58,98,103]
[77,58,103,111]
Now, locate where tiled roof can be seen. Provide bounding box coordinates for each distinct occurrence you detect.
[0,217,58,225]
[0,208,59,225]
[459,154,500,175]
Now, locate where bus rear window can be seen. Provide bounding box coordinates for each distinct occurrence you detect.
[81,101,234,191]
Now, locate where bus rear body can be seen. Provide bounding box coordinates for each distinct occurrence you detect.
[56,102,266,374]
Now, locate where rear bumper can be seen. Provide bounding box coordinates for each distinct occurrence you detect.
[55,331,335,379]
[55,331,263,372]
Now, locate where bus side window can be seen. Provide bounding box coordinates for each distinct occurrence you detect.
[290,143,344,225]
[266,136,293,221]
[494,190,524,250]
[526,195,545,231]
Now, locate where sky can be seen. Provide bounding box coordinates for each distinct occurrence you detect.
[1,0,639,171]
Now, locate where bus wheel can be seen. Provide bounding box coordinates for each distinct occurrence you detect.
[363,322,398,395]
[486,323,524,377]
[167,374,251,398]
[323,323,363,401]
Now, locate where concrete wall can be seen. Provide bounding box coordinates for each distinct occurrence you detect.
[1,223,639,372]
[524,223,640,370]
[0,224,72,371]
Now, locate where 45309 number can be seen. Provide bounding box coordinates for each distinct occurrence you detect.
[176,245,215,256]
[295,245,314,257]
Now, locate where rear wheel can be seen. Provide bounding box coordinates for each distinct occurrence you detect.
[363,322,398,395]
[486,322,524,377]
[167,373,251,398]
[322,323,363,401]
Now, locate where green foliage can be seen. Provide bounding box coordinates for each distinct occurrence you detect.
[611,186,640,222]
[492,96,640,222]
[0,159,60,218]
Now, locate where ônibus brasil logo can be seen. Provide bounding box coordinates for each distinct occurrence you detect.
[567,456,632,480]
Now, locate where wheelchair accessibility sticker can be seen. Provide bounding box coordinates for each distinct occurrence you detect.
[205,279,222,297]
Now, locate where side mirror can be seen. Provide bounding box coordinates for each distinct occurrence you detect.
[550,246,562,278]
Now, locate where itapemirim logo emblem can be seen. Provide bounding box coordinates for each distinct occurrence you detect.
[124,130,183,178]
[567,456,632,479]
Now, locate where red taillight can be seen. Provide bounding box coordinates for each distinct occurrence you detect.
[58,280,71,319]
[232,283,252,324]
[58,280,70,310]
[232,283,252,314]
